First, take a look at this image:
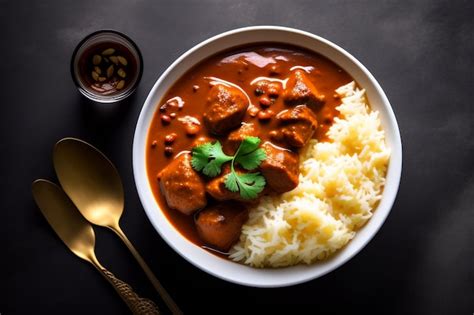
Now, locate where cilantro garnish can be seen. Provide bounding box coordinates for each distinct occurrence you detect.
[191,137,267,199]
[191,141,232,177]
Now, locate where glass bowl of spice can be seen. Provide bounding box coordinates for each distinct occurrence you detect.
[71,30,143,103]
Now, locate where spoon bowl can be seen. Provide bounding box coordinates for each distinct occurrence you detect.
[32,179,96,262]
[53,138,124,229]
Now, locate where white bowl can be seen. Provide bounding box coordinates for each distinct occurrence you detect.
[133,26,402,287]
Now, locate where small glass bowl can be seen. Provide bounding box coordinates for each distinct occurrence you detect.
[71,30,143,103]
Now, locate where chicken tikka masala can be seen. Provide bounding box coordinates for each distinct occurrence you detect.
[146,44,353,256]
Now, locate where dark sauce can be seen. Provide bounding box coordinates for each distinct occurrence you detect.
[78,42,138,95]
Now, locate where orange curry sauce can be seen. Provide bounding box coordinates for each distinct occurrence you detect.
[146,44,353,250]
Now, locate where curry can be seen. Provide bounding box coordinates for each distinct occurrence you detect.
[146,44,353,255]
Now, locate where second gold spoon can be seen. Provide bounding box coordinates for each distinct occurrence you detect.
[32,180,160,315]
[53,138,181,315]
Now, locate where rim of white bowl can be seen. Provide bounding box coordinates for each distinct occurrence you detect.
[133,25,402,287]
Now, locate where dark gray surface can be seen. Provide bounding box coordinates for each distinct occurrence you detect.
[1,0,473,314]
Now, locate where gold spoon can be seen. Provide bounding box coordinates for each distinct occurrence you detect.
[32,179,160,315]
[53,138,182,315]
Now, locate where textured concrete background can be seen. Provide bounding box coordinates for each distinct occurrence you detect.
[1,0,473,314]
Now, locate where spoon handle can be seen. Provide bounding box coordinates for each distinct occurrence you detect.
[97,266,161,315]
[113,226,183,315]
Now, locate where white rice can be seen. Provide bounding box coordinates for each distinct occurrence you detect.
[229,82,391,267]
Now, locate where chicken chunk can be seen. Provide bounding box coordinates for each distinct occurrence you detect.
[205,170,239,201]
[203,84,249,135]
[192,136,215,148]
[283,70,325,110]
[196,202,248,251]
[224,122,259,155]
[271,105,318,148]
[157,153,207,215]
[205,166,242,201]
[205,165,263,202]
[260,142,299,193]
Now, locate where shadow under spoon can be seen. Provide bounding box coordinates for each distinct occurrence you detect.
[52,138,181,315]
[32,179,160,315]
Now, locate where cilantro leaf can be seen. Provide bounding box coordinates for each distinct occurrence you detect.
[237,136,261,155]
[224,171,239,192]
[237,172,266,199]
[191,142,212,171]
[233,136,267,170]
[225,171,266,200]
[235,147,267,170]
[191,141,232,177]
